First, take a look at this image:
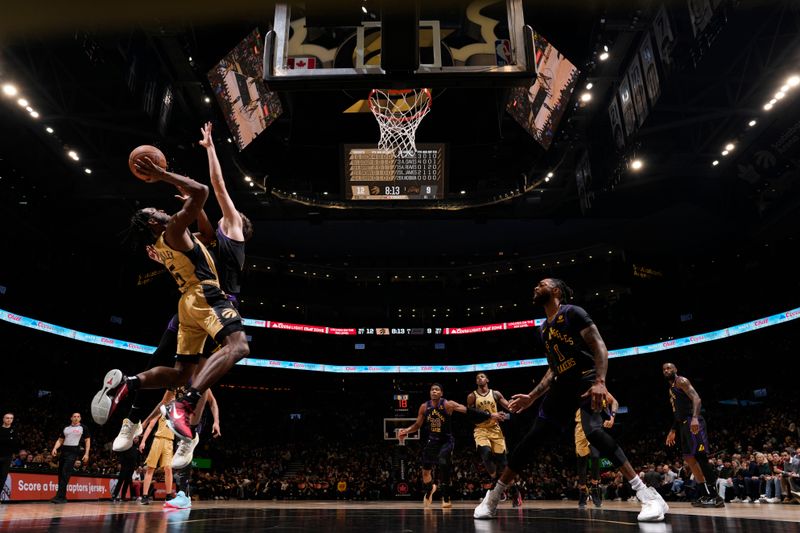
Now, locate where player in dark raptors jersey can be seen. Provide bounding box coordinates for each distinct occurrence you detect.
[474,278,669,522]
[663,362,724,508]
[399,383,505,508]
[91,158,249,443]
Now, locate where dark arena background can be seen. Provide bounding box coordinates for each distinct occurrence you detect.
[1,1,800,532]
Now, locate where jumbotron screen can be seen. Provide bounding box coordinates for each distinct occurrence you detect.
[343,143,446,200]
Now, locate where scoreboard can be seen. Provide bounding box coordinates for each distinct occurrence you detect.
[344,143,446,200]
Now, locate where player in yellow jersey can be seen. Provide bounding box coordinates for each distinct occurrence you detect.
[574,390,618,508]
[139,412,175,505]
[467,373,520,506]
[91,157,249,442]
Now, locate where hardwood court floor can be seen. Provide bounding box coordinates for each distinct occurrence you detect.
[1,500,798,532]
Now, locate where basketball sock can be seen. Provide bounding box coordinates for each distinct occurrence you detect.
[490,480,507,500]
[629,476,646,492]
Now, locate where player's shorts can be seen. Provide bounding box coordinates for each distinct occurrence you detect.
[574,408,591,457]
[474,425,506,454]
[422,437,454,469]
[177,283,243,360]
[678,416,709,457]
[145,436,174,469]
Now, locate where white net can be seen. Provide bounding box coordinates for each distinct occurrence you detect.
[368,88,432,157]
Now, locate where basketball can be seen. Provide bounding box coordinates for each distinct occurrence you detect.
[128,145,167,182]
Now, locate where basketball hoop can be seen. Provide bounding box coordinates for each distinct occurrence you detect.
[368,88,432,157]
[396,428,408,446]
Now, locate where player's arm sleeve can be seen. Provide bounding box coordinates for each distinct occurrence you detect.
[566,305,594,330]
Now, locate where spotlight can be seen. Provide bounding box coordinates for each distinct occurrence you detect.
[769,98,777,105]
[46,127,54,133]
[249,182,254,187]
[29,110,39,118]
[204,96,211,103]
[630,159,643,170]
[603,45,609,52]
[244,176,252,182]
[724,143,735,151]
[764,103,773,110]
[775,91,785,100]
[67,150,79,161]
[544,177,550,182]
[580,92,592,102]
[586,82,593,90]
[721,150,729,156]
[748,120,757,127]
[599,52,609,61]
[547,171,554,178]
[780,85,789,92]
[787,75,800,87]
[459,190,466,195]
[712,160,719,166]
[361,5,367,13]
[2,84,18,97]
[25,106,33,112]
[17,98,28,107]
[84,168,92,174]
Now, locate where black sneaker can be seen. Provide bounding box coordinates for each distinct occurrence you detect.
[578,491,588,509]
[50,497,67,504]
[139,496,151,505]
[700,495,725,508]
[590,485,602,507]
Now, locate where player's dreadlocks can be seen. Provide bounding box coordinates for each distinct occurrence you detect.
[122,209,157,252]
[550,278,574,303]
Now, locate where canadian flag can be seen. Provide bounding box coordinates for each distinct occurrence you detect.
[287,57,317,70]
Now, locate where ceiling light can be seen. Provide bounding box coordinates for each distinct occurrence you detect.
[67,150,79,161]
[29,111,39,118]
[775,91,786,100]
[2,84,18,97]
[544,177,550,182]
[725,143,735,151]
[780,85,789,92]
[748,120,757,127]
[361,5,368,13]
[599,52,609,61]
[585,82,593,90]
[721,150,729,156]
[249,182,254,187]
[17,98,28,107]
[323,191,328,195]
[460,190,466,195]
[630,159,643,170]
[46,126,54,133]
[244,176,252,182]
[547,171,554,178]
[227,137,232,143]
[188,56,193,62]
[580,92,592,102]
[25,106,33,112]
[204,96,211,103]
[764,103,773,110]
[84,168,92,174]
[787,75,800,87]
[769,98,777,105]
[712,160,719,166]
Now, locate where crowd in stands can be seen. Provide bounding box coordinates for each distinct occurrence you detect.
[4,382,800,505]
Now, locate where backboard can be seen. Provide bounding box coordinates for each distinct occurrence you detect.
[384,418,420,442]
[263,0,536,90]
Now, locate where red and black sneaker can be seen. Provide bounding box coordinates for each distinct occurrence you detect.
[161,400,195,441]
[91,370,128,425]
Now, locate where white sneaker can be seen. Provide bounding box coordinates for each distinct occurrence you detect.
[636,487,667,522]
[731,497,742,503]
[172,433,200,469]
[112,419,142,452]
[766,497,780,503]
[474,490,499,520]
[91,369,124,425]
[743,497,752,503]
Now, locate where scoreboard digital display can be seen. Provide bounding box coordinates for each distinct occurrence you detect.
[344,143,446,200]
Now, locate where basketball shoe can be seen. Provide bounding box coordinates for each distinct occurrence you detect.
[164,491,192,510]
[91,370,128,425]
[172,433,200,469]
[161,400,195,441]
[113,418,143,452]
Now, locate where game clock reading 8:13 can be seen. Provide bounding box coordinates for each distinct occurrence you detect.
[344,143,445,200]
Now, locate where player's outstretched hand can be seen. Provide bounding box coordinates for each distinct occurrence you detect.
[508,394,533,413]
[490,412,507,422]
[199,121,214,149]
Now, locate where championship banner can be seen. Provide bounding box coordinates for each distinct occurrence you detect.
[619,76,637,137]
[627,56,648,127]
[687,0,714,37]
[639,33,661,107]
[652,5,675,71]
[575,150,593,215]
[608,94,625,150]
[2,472,113,501]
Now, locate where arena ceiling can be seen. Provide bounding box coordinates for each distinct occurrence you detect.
[1,0,799,265]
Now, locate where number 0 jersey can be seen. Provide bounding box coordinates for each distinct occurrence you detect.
[154,232,220,293]
[473,389,500,429]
